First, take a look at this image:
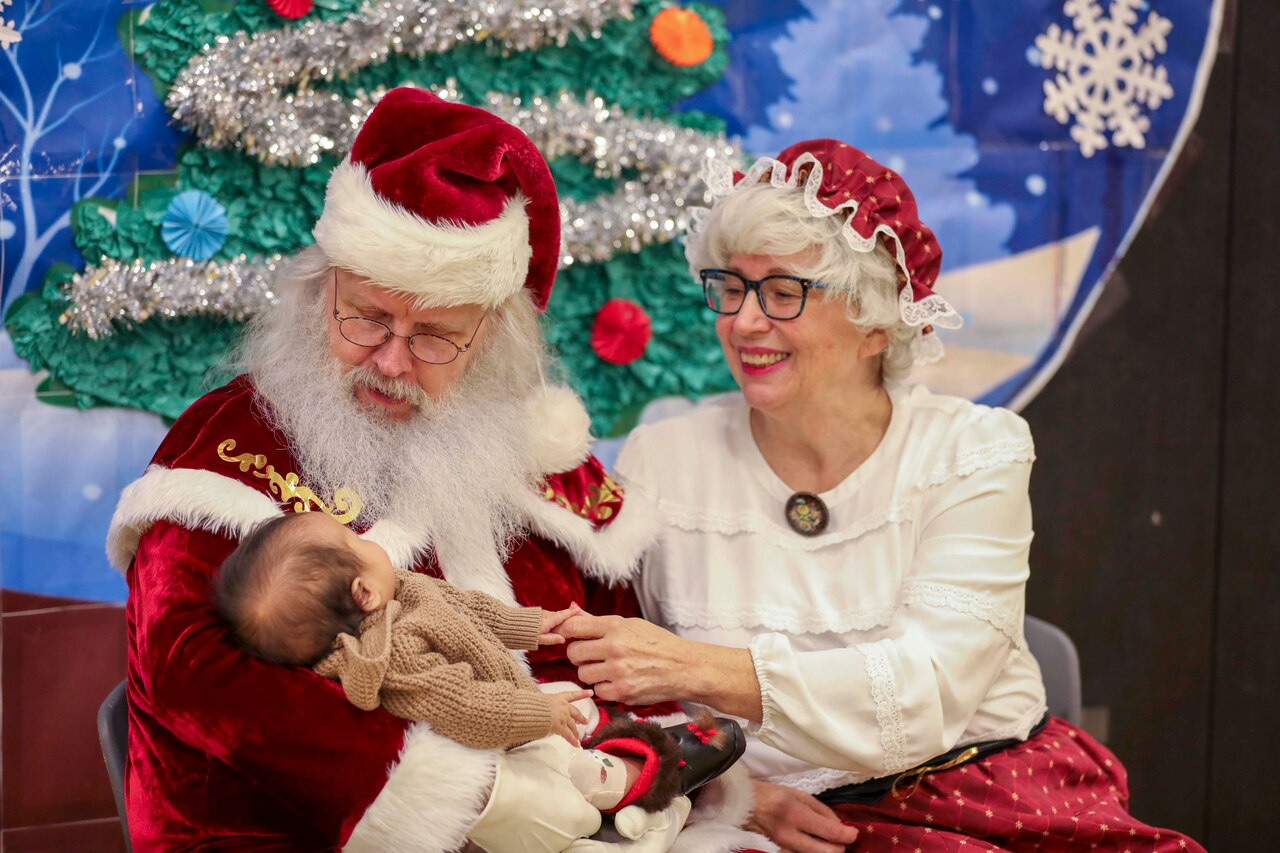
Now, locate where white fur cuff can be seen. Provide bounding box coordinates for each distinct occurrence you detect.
[345,722,499,852]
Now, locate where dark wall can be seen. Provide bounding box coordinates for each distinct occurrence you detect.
[1210,0,1280,843]
[1020,0,1279,847]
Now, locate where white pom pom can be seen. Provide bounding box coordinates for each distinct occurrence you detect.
[525,385,592,474]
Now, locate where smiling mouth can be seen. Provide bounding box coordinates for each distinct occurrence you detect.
[741,352,789,367]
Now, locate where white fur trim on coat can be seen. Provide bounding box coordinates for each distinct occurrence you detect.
[362,506,524,609]
[108,462,658,594]
[361,518,432,570]
[367,472,660,595]
[512,481,662,587]
[344,721,498,852]
[432,527,521,608]
[314,162,531,310]
[671,763,775,853]
[106,465,283,572]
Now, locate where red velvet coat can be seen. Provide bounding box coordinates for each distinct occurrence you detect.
[110,377,676,851]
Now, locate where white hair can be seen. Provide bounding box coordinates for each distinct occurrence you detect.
[685,182,916,382]
[234,245,550,558]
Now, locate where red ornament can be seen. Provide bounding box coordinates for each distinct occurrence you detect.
[268,0,314,20]
[591,299,652,365]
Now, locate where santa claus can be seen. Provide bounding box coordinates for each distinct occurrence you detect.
[107,88,765,852]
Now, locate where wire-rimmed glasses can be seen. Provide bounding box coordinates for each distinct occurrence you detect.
[332,277,486,365]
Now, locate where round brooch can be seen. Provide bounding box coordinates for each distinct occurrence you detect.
[785,492,829,537]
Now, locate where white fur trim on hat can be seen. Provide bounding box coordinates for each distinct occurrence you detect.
[106,465,283,572]
[525,384,593,475]
[344,721,498,852]
[313,161,532,310]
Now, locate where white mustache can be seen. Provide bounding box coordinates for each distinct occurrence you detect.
[239,246,548,539]
[343,366,432,409]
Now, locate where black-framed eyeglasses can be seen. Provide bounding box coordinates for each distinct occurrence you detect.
[700,269,828,321]
[331,274,486,365]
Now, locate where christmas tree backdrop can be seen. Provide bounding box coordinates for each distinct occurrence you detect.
[1,0,1223,604]
[5,0,740,437]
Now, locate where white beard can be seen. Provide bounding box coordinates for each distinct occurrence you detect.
[242,257,545,568]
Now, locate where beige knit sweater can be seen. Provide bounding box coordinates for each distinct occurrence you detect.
[314,570,554,750]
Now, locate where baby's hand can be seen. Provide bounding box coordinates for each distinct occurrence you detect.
[547,688,593,746]
[539,602,587,645]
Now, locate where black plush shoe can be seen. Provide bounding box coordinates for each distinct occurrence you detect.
[584,711,748,842]
[662,712,747,796]
[585,710,747,817]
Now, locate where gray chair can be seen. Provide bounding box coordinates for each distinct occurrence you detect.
[1024,615,1083,725]
[97,679,132,852]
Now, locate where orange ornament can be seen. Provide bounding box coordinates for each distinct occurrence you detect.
[649,7,714,67]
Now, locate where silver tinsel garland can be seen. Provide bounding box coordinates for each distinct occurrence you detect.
[64,1,745,337]
[168,0,638,166]
[62,87,741,337]
[61,256,283,339]
[476,89,740,264]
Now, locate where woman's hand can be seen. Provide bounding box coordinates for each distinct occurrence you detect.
[746,781,860,853]
[546,688,593,746]
[558,614,689,706]
[559,613,763,718]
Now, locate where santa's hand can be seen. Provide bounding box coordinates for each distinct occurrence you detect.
[613,798,691,841]
[468,738,601,853]
[564,796,691,852]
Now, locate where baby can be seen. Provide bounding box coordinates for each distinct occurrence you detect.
[214,510,705,820]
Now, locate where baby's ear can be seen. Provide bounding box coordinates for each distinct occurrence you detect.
[351,577,378,611]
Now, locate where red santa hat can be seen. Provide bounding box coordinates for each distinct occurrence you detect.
[701,139,962,363]
[315,88,591,473]
[313,87,560,312]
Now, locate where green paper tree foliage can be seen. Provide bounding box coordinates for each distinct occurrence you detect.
[6,0,736,436]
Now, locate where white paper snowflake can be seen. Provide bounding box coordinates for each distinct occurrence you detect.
[0,0,20,48]
[1036,0,1174,158]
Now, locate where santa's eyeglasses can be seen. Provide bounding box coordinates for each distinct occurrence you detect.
[331,273,486,365]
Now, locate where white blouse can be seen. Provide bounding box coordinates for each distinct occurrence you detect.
[614,383,1048,794]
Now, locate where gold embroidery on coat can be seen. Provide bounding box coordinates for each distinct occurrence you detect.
[217,439,362,523]
[540,474,624,521]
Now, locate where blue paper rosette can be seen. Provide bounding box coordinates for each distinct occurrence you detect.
[162,189,229,261]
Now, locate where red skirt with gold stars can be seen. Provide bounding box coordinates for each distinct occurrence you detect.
[829,717,1204,852]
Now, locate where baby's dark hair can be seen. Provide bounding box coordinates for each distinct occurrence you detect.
[215,513,366,666]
